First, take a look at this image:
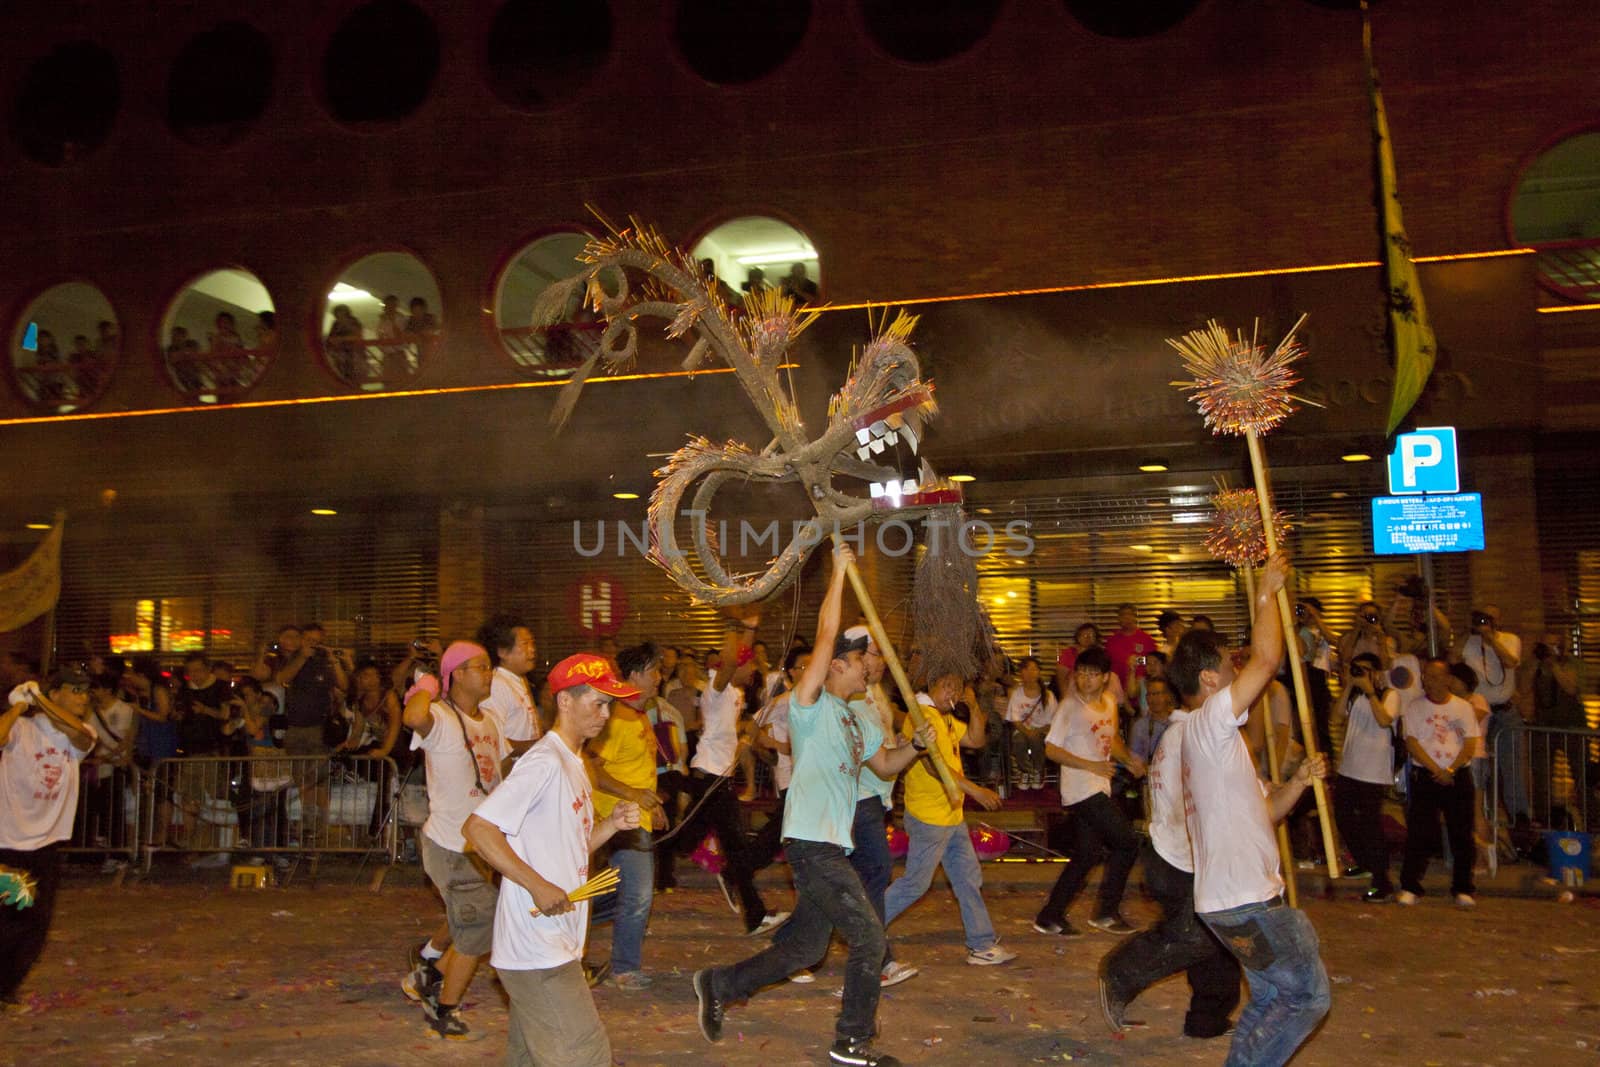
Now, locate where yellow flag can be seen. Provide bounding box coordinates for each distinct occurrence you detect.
[0,515,64,632]
[1365,6,1436,436]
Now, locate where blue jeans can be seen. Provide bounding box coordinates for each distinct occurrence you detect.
[605,844,654,975]
[884,813,998,953]
[712,839,885,1042]
[1201,899,1330,1067]
[1488,705,1530,821]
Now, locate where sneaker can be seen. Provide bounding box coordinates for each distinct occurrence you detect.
[880,960,919,986]
[1087,914,1137,936]
[425,1005,481,1041]
[967,944,1017,966]
[715,873,739,914]
[611,970,653,990]
[692,969,724,1043]
[1031,918,1082,938]
[1454,893,1476,908]
[748,911,791,936]
[402,962,441,1005]
[1362,888,1393,904]
[829,1037,902,1066]
[1396,890,1419,906]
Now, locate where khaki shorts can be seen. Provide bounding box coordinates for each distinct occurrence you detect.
[420,832,496,957]
[500,960,611,1067]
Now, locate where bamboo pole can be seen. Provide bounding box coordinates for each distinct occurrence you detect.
[1246,432,1340,878]
[831,533,962,805]
[1243,564,1299,908]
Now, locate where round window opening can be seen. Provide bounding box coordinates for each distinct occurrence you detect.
[160,269,278,403]
[493,232,617,378]
[8,282,120,414]
[1508,128,1600,302]
[690,216,822,307]
[319,251,444,390]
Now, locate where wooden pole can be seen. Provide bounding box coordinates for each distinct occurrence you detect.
[1246,432,1341,878]
[1243,565,1299,908]
[831,533,962,805]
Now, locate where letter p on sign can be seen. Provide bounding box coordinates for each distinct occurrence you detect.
[1386,427,1459,495]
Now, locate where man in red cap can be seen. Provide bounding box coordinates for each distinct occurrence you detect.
[400,640,507,1041]
[464,653,645,1067]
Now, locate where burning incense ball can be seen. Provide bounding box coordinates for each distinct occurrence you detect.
[1205,488,1291,568]
[1168,317,1308,437]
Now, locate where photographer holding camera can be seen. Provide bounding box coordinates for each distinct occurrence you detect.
[1460,605,1526,826]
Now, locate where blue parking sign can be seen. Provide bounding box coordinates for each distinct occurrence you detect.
[1387,427,1459,495]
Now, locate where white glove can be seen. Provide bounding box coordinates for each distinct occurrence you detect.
[8,680,43,707]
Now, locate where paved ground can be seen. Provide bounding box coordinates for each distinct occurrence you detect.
[6,859,1600,1067]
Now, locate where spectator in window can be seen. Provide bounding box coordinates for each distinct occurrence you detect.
[0,668,99,1008]
[1005,656,1055,791]
[401,641,509,1040]
[1398,658,1482,907]
[1333,652,1399,902]
[587,643,671,990]
[476,615,541,758]
[326,304,365,379]
[1036,646,1146,938]
[780,262,819,305]
[1458,605,1525,827]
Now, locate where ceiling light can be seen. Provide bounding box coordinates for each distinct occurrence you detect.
[310,508,337,516]
[612,492,640,500]
[25,522,50,530]
[1138,462,1169,473]
[1341,453,1372,462]
[948,473,976,483]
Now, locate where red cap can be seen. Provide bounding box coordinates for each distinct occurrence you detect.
[548,653,640,700]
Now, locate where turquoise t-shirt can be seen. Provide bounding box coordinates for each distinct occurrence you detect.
[851,690,897,808]
[784,688,886,851]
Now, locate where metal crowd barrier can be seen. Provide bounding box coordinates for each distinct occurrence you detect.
[143,755,400,871]
[1490,723,1599,840]
[64,761,142,869]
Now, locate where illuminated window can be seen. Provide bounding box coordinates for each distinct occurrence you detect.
[691,216,822,307]
[319,251,444,390]
[492,231,605,378]
[485,0,612,108]
[674,0,811,85]
[7,282,119,415]
[160,268,279,402]
[11,42,120,166]
[1508,128,1600,302]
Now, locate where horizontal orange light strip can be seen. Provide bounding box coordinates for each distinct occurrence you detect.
[821,248,1536,312]
[0,364,795,429]
[1538,303,1600,314]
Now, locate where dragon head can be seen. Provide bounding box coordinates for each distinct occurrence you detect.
[535,213,964,606]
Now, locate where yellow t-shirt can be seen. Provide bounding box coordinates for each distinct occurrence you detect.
[901,705,966,827]
[593,707,657,832]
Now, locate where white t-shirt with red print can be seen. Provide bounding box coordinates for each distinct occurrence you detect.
[1401,693,1480,771]
[1183,687,1284,914]
[1046,690,1118,807]
[0,714,95,850]
[474,732,595,971]
[412,700,507,853]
